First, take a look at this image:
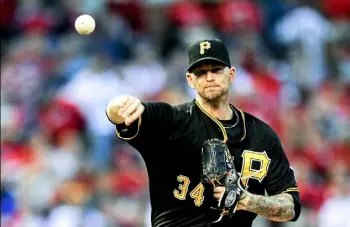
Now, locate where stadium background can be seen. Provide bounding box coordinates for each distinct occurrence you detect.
[1,0,349,226]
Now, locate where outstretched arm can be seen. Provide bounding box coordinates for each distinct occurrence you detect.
[106,95,185,144]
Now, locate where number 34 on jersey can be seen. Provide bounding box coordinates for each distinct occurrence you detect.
[173,175,205,207]
[173,150,271,207]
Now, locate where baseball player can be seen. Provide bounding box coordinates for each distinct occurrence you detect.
[106,39,301,227]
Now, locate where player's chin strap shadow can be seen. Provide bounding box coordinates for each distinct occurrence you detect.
[212,171,262,223]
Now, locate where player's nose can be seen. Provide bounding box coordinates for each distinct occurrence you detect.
[206,71,215,81]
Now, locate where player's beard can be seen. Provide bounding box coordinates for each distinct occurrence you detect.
[199,86,230,108]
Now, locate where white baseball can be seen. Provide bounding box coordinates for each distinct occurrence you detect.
[75,14,95,35]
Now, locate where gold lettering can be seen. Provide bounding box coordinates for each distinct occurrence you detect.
[200,41,211,54]
[241,150,271,187]
[174,175,205,207]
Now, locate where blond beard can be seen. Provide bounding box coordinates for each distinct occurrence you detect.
[200,88,230,109]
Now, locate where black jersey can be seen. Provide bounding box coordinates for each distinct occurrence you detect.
[109,100,301,227]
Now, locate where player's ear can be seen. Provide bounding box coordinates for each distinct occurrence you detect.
[186,72,195,89]
[229,67,236,84]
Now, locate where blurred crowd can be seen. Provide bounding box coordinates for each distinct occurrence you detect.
[1,0,349,227]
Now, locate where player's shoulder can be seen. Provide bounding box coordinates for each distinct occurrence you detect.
[173,100,196,113]
[142,100,193,110]
[241,110,280,142]
[241,110,285,157]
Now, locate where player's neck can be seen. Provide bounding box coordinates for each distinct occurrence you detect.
[196,96,232,120]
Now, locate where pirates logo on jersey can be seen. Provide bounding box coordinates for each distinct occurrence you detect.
[240,150,271,187]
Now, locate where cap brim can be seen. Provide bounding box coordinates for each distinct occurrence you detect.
[187,57,231,71]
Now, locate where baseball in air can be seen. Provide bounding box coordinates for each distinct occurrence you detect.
[75,14,95,35]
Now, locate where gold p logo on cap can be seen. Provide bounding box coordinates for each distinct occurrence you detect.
[200,41,211,55]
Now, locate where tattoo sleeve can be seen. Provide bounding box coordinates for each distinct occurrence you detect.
[238,192,295,222]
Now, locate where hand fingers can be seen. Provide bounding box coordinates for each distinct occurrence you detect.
[214,193,221,200]
[213,187,225,200]
[118,96,134,115]
[122,99,140,118]
[214,191,223,200]
[214,187,225,193]
[125,105,144,126]
[118,95,130,108]
[108,96,128,114]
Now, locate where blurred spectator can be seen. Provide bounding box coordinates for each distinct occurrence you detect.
[37,97,86,147]
[213,0,262,38]
[321,0,350,21]
[274,4,331,88]
[0,0,18,43]
[317,162,350,227]
[58,52,126,171]
[120,40,168,99]
[160,0,218,59]
[107,0,147,36]
[1,183,17,226]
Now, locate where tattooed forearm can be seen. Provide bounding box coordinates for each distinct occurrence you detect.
[238,192,295,222]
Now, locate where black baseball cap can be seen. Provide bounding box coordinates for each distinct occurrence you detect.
[187,38,231,72]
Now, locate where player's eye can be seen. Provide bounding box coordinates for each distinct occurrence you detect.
[211,67,224,73]
[199,70,207,75]
[191,67,225,76]
[192,69,207,77]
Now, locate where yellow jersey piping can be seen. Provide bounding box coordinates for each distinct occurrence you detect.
[194,100,228,142]
[115,116,142,140]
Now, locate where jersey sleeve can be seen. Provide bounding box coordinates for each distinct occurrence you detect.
[107,101,185,149]
[265,133,301,222]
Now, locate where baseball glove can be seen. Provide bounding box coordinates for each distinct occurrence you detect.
[201,138,245,222]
